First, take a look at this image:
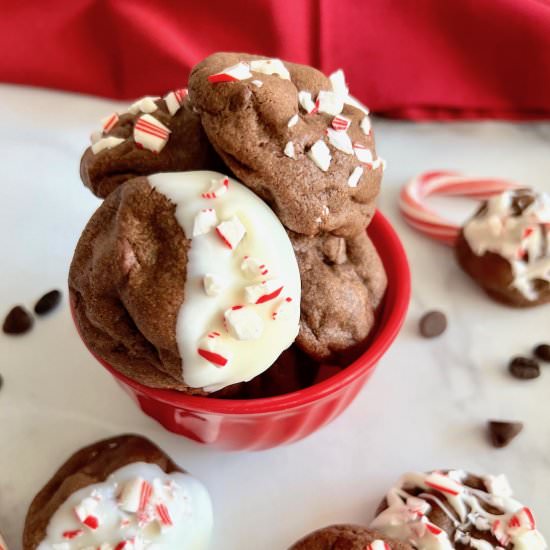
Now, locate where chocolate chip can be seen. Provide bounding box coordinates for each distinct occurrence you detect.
[34,289,62,315]
[487,420,523,448]
[419,310,447,338]
[509,356,540,380]
[2,306,33,335]
[0,373,3,391]
[534,343,550,363]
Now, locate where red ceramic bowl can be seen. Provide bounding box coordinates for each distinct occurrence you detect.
[74,211,410,451]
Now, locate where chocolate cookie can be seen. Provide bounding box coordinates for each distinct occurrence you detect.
[81,91,221,198]
[69,171,302,394]
[23,434,213,550]
[456,189,550,307]
[371,470,546,548]
[289,524,412,550]
[292,230,387,360]
[189,53,384,237]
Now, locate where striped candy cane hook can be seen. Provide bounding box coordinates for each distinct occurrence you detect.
[399,170,521,246]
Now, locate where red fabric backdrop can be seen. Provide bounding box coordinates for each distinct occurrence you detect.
[2,0,550,119]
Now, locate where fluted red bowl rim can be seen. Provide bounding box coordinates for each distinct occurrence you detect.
[74,210,410,415]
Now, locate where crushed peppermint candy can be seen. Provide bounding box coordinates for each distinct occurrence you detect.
[283,141,296,159]
[198,332,230,367]
[241,256,269,279]
[208,62,252,83]
[192,209,218,237]
[326,128,353,154]
[298,91,318,114]
[316,90,344,116]
[329,69,349,98]
[251,80,263,87]
[360,116,372,135]
[215,216,246,250]
[92,136,125,155]
[201,176,229,199]
[101,113,119,133]
[224,306,264,341]
[367,541,391,550]
[250,58,290,79]
[347,166,364,188]
[203,274,225,296]
[272,297,293,320]
[244,280,284,304]
[164,88,188,116]
[127,96,160,115]
[331,115,351,131]
[308,140,332,171]
[287,114,299,128]
[353,142,373,163]
[133,115,171,153]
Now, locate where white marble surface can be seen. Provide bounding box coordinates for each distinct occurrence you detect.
[0,84,549,549]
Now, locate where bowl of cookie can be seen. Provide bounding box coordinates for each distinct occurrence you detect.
[69,53,410,450]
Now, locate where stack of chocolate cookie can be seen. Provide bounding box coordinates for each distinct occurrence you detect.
[71,52,387,397]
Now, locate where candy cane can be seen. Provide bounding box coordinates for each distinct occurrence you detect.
[399,170,520,246]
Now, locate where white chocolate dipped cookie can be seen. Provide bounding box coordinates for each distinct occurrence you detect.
[370,470,547,549]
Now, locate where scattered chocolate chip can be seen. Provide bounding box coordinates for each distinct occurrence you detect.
[2,306,33,335]
[419,310,447,338]
[534,343,550,363]
[487,420,524,448]
[0,373,3,391]
[34,289,62,315]
[508,356,540,380]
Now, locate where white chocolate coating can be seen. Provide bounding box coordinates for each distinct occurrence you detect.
[148,171,301,392]
[370,470,547,550]
[463,190,550,300]
[37,462,213,550]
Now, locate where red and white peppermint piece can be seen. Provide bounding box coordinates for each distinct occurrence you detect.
[406,496,431,517]
[353,142,374,163]
[203,273,225,296]
[197,331,231,367]
[208,62,252,83]
[215,216,246,250]
[250,58,290,79]
[288,114,299,128]
[425,472,463,496]
[367,541,391,550]
[118,478,152,513]
[360,115,372,135]
[492,519,511,546]
[224,306,264,341]
[192,208,218,237]
[245,279,284,304]
[298,91,318,114]
[284,141,296,159]
[128,96,160,115]
[326,128,353,154]
[62,529,83,540]
[101,112,119,133]
[90,130,103,144]
[164,88,188,115]
[251,79,263,87]
[331,115,351,131]
[316,90,344,116]
[512,530,547,549]
[241,256,269,279]
[74,496,100,530]
[91,136,125,155]
[272,297,293,320]
[329,69,349,98]
[347,166,364,188]
[155,503,173,528]
[201,176,229,199]
[308,140,332,172]
[399,170,520,246]
[425,523,444,536]
[508,507,536,530]
[133,114,171,153]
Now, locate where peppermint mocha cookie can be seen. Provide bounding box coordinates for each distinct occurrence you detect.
[81,91,220,198]
[69,171,301,394]
[289,524,412,550]
[456,189,550,307]
[291,230,387,360]
[371,470,547,549]
[23,434,212,550]
[189,53,384,237]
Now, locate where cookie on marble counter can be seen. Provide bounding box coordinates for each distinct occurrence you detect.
[291,230,387,360]
[456,188,550,307]
[189,52,384,237]
[371,469,547,548]
[80,91,221,198]
[23,434,213,550]
[69,171,301,394]
[289,524,412,550]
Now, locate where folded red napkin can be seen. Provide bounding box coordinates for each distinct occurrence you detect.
[2,0,549,119]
